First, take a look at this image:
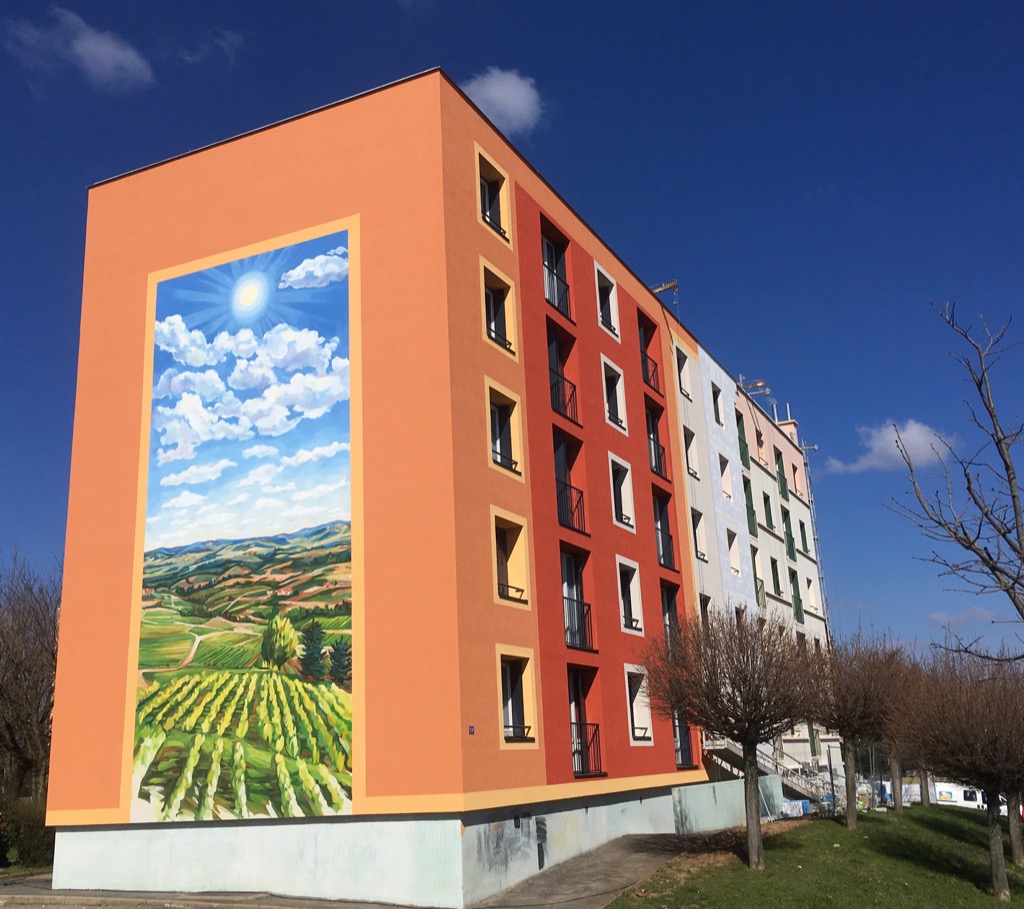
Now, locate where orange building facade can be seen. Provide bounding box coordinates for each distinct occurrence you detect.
[48,70,813,907]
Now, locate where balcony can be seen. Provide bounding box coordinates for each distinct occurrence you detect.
[656,528,675,570]
[544,267,571,320]
[648,436,668,479]
[556,480,586,533]
[640,352,661,394]
[785,532,797,561]
[550,371,579,423]
[571,722,604,777]
[746,503,758,537]
[563,596,595,651]
[755,578,767,610]
[738,436,751,469]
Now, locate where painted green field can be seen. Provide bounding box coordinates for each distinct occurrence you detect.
[191,633,263,669]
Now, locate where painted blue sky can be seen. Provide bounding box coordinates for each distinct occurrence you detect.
[2,1,1022,650]
[145,233,350,550]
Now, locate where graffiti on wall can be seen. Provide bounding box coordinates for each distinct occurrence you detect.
[131,227,353,822]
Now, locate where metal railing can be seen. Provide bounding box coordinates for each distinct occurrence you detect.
[614,506,633,527]
[487,324,513,351]
[571,722,603,777]
[482,210,507,239]
[497,582,527,602]
[491,449,519,473]
[600,310,618,335]
[556,480,586,533]
[738,436,751,469]
[648,436,668,478]
[640,352,661,393]
[503,723,532,740]
[656,528,675,570]
[544,267,571,319]
[550,371,579,423]
[563,596,595,651]
[703,734,827,800]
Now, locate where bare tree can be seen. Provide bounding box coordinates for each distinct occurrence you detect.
[813,632,904,830]
[890,650,1024,901]
[892,304,1024,657]
[645,609,814,871]
[0,555,61,801]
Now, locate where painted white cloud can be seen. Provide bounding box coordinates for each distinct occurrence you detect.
[254,496,284,510]
[238,464,281,488]
[281,441,350,468]
[824,419,960,475]
[164,490,206,508]
[258,325,338,373]
[154,368,226,400]
[278,248,349,290]
[4,7,154,92]
[160,458,237,487]
[294,479,349,501]
[155,317,258,368]
[225,493,250,506]
[228,357,277,391]
[153,392,254,464]
[461,67,543,137]
[243,444,278,460]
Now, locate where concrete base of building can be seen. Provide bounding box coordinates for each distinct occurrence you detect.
[53,777,783,908]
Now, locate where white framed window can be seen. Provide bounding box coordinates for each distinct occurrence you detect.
[691,509,707,561]
[616,555,643,633]
[602,355,628,434]
[624,665,653,744]
[595,266,620,340]
[608,454,635,531]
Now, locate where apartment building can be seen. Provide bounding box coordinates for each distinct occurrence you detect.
[47,69,832,908]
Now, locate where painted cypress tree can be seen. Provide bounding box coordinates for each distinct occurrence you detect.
[329,637,351,690]
[299,620,326,680]
[261,615,299,670]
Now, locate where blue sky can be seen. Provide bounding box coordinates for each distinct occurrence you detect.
[1,1,1022,650]
[145,232,350,550]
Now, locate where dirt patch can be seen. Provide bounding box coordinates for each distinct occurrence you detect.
[629,820,809,899]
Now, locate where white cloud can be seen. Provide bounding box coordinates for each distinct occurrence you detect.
[154,368,226,400]
[243,444,278,460]
[824,419,960,475]
[225,493,249,506]
[164,490,206,508]
[155,317,258,369]
[258,325,338,374]
[160,458,236,487]
[294,479,349,501]
[254,497,284,510]
[4,8,154,92]
[281,441,350,468]
[153,392,254,464]
[179,28,243,66]
[278,248,349,290]
[263,483,295,494]
[228,357,277,391]
[461,67,543,137]
[238,464,281,487]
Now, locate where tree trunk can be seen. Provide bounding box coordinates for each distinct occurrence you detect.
[890,755,903,813]
[842,737,858,829]
[1008,792,1024,868]
[742,743,765,871]
[920,769,931,806]
[987,787,1011,900]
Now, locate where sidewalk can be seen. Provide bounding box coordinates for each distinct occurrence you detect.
[0,833,695,909]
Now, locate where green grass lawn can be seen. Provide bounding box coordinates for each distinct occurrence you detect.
[608,806,1024,909]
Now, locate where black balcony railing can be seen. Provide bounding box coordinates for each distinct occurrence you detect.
[563,596,595,651]
[648,436,668,478]
[491,449,519,473]
[556,480,586,533]
[785,532,797,561]
[656,528,675,570]
[738,436,751,469]
[487,324,513,351]
[544,267,571,319]
[550,371,579,423]
[623,612,641,631]
[503,723,532,741]
[571,722,603,777]
[497,582,527,602]
[640,352,661,393]
[746,503,758,537]
[482,210,508,240]
[600,310,618,335]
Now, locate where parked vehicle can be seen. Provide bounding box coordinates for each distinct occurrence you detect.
[934,781,1008,816]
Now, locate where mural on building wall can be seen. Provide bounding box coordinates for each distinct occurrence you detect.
[131,228,353,822]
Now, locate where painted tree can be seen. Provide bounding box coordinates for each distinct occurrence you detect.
[261,614,299,670]
[812,631,904,830]
[299,620,326,680]
[329,636,351,690]
[892,305,1024,656]
[645,609,815,871]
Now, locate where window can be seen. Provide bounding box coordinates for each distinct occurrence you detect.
[699,593,711,628]
[675,348,691,398]
[661,585,679,640]
[790,569,803,622]
[486,382,523,478]
[736,410,750,468]
[647,405,667,478]
[719,455,732,499]
[500,658,532,740]
[744,478,757,536]
[653,493,674,569]
[596,266,619,338]
[762,493,774,530]
[799,520,810,553]
[548,325,578,423]
[603,357,627,432]
[783,508,796,560]
[711,384,723,425]
[542,228,570,319]
[568,667,601,776]
[492,510,529,604]
[806,576,816,611]
[625,668,653,743]
[752,546,765,607]
[963,789,978,803]
[755,429,765,463]
[482,266,515,353]
[775,448,789,500]
[562,550,593,651]
[727,530,740,576]
[554,432,586,533]
[683,426,699,477]
[770,558,782,596]
[609,456,635,529]
[691,509,707,561]
[791,463,801,497]
[638,315,661,393]
[478,152,509,240]
[617,557,642,631]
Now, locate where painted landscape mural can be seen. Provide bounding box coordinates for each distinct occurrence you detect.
[132,228,353,822]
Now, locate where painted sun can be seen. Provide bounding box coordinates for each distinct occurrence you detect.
[231,271,270,322]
